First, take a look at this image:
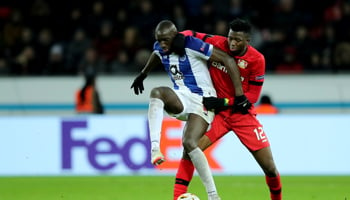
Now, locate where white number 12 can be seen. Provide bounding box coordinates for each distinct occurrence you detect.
[254,127,266,141]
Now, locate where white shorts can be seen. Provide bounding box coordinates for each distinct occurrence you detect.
[166,89,215,124]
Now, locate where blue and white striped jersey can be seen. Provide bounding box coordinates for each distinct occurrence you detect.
[153,36,217,97]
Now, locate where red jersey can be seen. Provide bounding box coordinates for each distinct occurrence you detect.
[180,31,270,151]
[181,31,265,112]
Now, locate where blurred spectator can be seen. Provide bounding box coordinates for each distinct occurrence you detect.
[255,94,279,115]
[121,26,143,66]
[34,28,53,74]
[132,48,152,73]
[213,19,228,36]
[11,45,38,75]
[183,0,204,18]
[275,46,304,74]
[85,1,108,38]
[11,27,35,57]
[93,20,121,73]
[249,23,264,50]
[29,0,51,32]
[334,41,350,72]
[113,8,129,38]
[130,0,160,48]
[66,28,92,75]
[291,25,314,69]
[260,29,287,71]
[334,1,350,42]
[64,7,85,41]
[75,72,104,114]
[0,58,9,75]
[3,9,23,48]
[0,5,11,28]
[111,50,131,74]
[172,4,187,31]
[227,0,246,19]
[78,47,104,75]
[271,0,300,35]
[195,1,216,33]
[47,43,65,75]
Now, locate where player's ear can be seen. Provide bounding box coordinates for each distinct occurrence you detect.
[245,35,251,43]
[170,33,185,56]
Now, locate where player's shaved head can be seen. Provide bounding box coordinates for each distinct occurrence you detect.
[155,20,177,36]
[154,20,179,53]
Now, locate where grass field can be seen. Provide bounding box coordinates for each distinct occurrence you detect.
[0,175,349,200]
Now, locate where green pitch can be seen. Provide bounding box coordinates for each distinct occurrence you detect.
[0,175,349,200]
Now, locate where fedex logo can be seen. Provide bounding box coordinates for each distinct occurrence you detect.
[61,120,153,171]
[61,118,222,173]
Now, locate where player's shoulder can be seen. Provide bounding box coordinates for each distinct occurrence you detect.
[180,30,194,36]
[247,45,265,60]
[210,34,226,41]
[184,35,210,49]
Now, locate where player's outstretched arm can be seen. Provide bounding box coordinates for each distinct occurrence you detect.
[131,52,162,95]
[141,52,162,75]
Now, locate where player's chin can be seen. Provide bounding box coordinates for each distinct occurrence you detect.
[230,49,239,54]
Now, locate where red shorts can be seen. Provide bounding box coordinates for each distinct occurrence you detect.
[205,110,270,151]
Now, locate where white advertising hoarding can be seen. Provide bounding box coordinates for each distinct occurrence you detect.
[0,115,349,176]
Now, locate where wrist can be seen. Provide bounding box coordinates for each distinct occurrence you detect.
[235,95,246,102]
[139,72,147,80]
[223,98,229,106]
[223,98,234,106]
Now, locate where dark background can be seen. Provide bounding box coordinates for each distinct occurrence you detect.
[0,0,349,76]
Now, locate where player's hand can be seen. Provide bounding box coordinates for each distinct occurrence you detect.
[170,33,185,56]
[233,95,252,114]
[203,97,228,110]
[131,73,147,95]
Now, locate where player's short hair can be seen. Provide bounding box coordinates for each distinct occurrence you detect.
[229,18,251,34]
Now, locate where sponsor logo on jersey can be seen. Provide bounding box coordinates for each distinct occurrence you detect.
[238,59,248,69]
[170,65,184,80]
[211,61,227,73]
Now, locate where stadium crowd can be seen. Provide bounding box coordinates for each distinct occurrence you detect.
[0,0,349,76]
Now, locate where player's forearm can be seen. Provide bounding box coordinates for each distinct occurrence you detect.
[224,57,244,96]
[245,84,263,104]
[210,47,243,96]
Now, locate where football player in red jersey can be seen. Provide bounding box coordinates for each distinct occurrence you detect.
[173,18,282,200]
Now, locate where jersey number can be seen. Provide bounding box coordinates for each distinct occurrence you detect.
[254,127,266,141]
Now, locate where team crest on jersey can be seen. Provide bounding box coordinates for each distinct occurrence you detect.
[237,59,248,69]
[170,65,184,80]
[179,55,187,61]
